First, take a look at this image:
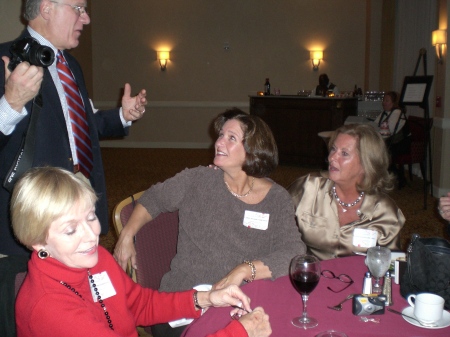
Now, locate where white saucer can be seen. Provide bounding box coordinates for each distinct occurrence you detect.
[401,306,450,329]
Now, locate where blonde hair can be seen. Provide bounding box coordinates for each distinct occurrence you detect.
[11,167,97,249]
[328,124,395,194]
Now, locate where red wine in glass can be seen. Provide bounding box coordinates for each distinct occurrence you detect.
[289,255,321,329]
[291,271,320,294]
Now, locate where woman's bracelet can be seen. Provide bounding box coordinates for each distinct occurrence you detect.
[243,260,256,283]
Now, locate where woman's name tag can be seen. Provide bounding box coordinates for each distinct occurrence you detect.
[243,210,269,230]
[89,271,116,302]
[352,228,378,248]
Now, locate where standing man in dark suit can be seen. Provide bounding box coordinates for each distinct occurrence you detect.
[0,1,146,335]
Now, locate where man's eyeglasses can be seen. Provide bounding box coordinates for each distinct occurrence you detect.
[50,1,88,16]
[321,270,354,293]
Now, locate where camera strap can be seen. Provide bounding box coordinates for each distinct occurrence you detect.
[2,92,43,193]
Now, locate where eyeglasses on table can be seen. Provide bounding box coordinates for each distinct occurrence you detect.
[321,269,354,293]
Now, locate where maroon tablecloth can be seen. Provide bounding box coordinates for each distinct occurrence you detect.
[181,255,449,337]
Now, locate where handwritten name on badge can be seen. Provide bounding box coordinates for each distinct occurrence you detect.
[243,210,269,230]
[90,271,117,302]
[352,228,378,248]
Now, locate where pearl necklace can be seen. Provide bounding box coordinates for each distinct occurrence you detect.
[224,177,255,198]
[60,270,114,330]
[332,186,364,213]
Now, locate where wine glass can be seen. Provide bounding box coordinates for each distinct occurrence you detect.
[289,254,321,329]
[366,246,391,294]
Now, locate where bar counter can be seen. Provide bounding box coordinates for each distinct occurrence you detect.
[249,95,358,166]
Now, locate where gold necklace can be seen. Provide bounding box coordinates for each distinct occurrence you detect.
[225,177,255,198]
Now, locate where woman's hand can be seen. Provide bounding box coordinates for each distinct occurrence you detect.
[113,203,152,271]
[113,227,137,271]
[197,284,251,313]
[213,261,271,290]
[239,307,272,337]
[213,264,248,290]
[439,193,450,221]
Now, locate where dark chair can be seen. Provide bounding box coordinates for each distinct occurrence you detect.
[113,192,179,335]
[393,115,433,181]
[14,272,27,298]
[113,191,179,289]
[393,115,433,209]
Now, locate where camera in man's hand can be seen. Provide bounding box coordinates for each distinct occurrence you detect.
[8,37,55,72]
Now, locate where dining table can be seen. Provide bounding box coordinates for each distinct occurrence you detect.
[181,255,449,337]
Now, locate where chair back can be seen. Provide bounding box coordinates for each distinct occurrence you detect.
[407,115,433,163]
[135,211,179,289]
[113,192,179,289]
[15,271,27,297]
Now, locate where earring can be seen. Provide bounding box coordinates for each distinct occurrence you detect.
[37,249,49,259]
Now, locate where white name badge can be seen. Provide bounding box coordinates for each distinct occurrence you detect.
[243,210,269,230]
[89,271,117,302]
[352,228,378,248]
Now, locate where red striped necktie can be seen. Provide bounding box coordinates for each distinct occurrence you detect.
[56,50,93,178]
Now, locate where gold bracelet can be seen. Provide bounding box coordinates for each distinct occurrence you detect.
[193,290,202,310]
[243,260,256,283]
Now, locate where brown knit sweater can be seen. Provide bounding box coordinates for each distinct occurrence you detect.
[139,166,306,292]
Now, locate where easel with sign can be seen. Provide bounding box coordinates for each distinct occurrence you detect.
[399,48,433,209]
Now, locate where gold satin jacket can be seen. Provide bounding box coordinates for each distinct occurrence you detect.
[288,174,405,260]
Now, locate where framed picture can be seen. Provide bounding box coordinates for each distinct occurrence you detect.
[399,75,433,107]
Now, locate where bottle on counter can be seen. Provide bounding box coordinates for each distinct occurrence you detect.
[264,78,271,96]
[362,271,372,295]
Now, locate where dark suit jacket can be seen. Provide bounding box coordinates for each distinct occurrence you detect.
[0,30,128,255]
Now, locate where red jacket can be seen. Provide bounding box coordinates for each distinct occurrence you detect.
[16,246,246,337]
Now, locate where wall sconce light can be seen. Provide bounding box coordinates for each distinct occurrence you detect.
[432,29,446,64]
[157,51,170,70]
[310,51,323,71]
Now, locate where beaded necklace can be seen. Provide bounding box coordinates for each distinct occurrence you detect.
[60,270,114,330]
[332,186,364,213]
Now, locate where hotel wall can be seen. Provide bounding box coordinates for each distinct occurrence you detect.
[0,1,379,148]
[90,0,373,148]
[4,1,449,196]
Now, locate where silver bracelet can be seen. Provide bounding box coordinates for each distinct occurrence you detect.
[243,260,256,283]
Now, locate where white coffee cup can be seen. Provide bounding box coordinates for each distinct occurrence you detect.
[407,293,445,323]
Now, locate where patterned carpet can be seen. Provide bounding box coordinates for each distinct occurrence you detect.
[99,148,449,254]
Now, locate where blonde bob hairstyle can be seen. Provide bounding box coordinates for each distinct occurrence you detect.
[11,167,97,249]
[328,124,395,194]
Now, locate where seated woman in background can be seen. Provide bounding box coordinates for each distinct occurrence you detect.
[12,167,271,337]
[374,91,411,187]
[114,108,305,337]
[288,124,405,260]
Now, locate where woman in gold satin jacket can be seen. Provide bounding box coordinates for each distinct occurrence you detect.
[289,124,405,260]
